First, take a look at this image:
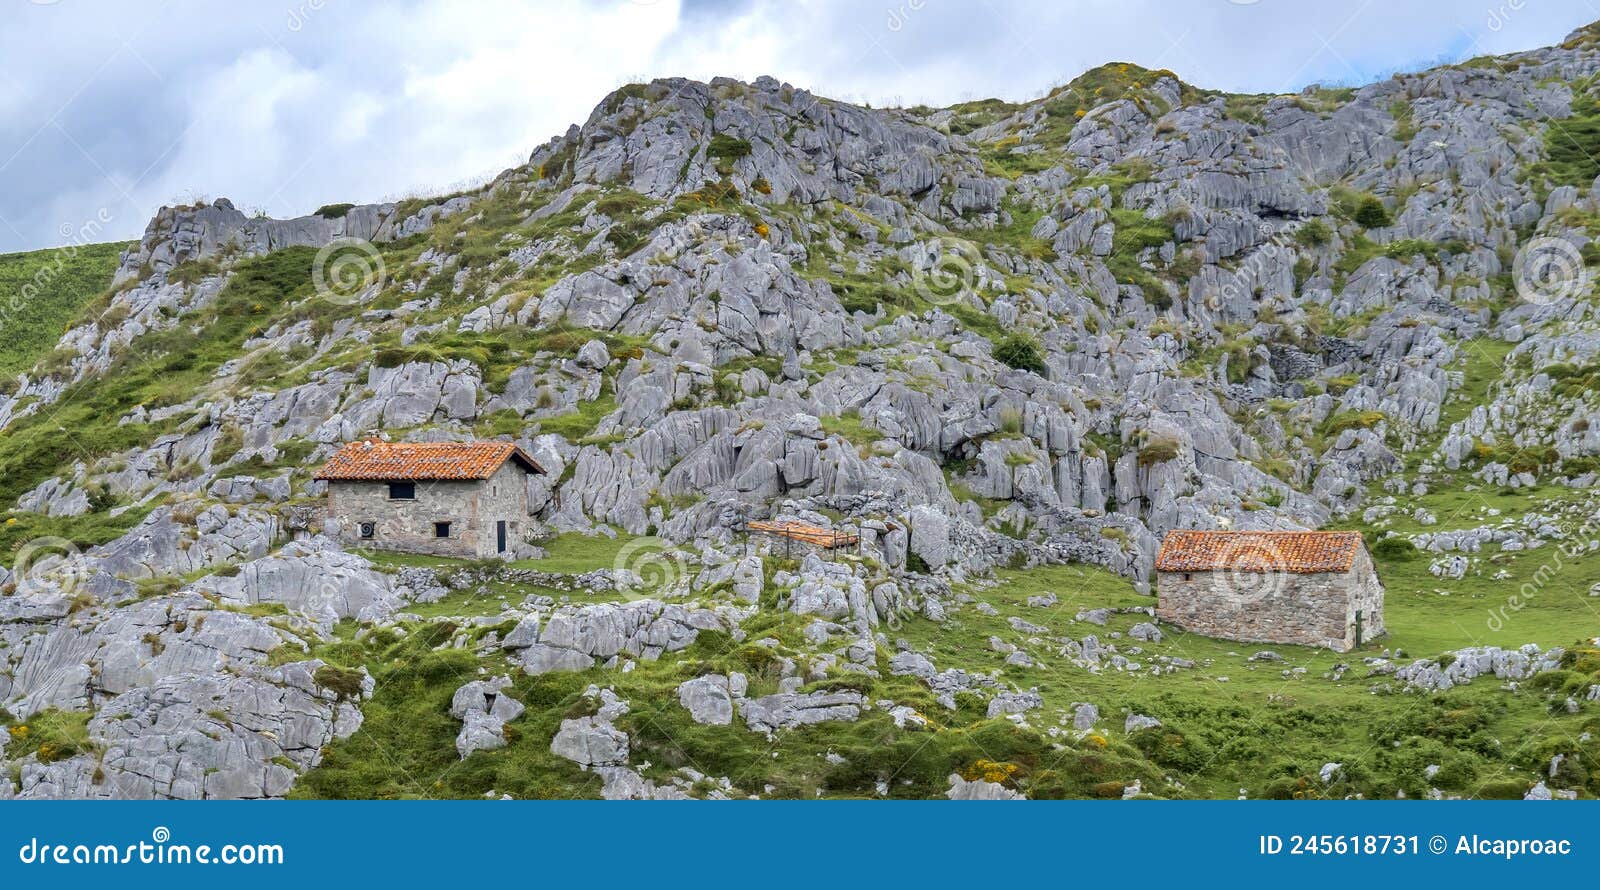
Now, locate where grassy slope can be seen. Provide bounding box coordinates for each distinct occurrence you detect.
[0,242,129,380]
[295,528,1600,800]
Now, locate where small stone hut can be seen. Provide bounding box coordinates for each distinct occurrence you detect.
[316,440,545,558]
[1154,530,1384,652]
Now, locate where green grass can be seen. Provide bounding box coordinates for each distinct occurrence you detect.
[0,503,153,563]
[3,708,93,764]
[537,391,620,444]
[819,411,881,448]
[0,246,322,505]
[897,560,1600,799]
[1531,78,1600,193]
[509,533,646,574]
[283,523,1600,800]
[0,242,130,380]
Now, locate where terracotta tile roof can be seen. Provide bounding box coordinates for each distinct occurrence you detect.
[1155,530,1365,574]
[314,440,544,481]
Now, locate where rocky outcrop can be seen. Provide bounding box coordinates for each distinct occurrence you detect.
[11,661,367,800]
[451,676,525,759]
[188,538,403,628]
[1393,645,1564,692]
[503,600,725,674]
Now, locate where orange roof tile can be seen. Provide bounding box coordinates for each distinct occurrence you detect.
[1155,530,1364,574]
[314,440,544,481]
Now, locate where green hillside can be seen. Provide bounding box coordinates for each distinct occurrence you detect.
[0,241,130,381]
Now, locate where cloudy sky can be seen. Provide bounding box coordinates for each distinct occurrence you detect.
[1,0,1596,253]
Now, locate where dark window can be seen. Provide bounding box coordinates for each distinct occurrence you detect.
[435,522,451,538]
[388,482,416,500]
[1183,573,1193,581]
[359,521,376,539]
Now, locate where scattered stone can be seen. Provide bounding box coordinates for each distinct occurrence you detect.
[1072,703,1099,730]
[986,690,1043,719]
[1129,622,1162,643]
[1124,714,1162,733]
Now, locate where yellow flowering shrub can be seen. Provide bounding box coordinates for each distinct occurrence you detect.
[962,759,1020,784]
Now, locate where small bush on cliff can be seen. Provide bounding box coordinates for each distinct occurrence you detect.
[994,335,1046,375]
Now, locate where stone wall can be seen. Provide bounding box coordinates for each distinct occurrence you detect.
[1156,553,1386,652]
[1343,548,1386,645]
[326,462,531,558]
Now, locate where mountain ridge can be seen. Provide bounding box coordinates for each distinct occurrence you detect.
[2,21,1600,800]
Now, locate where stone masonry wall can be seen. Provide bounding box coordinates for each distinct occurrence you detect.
[1343,549,1386,645]
[1156,558,1385,652]
[326,462,531,558]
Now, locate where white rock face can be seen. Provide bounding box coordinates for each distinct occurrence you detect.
[11,660,368,800]
[451,676,525,759]
[189,537,402,628]
[503,600,724,674]
[740,690,865,738]
[946,774,1025,800]
[677,673,748,725]
[550,688,632,767]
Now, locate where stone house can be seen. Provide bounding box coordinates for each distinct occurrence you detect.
[1154,530,1384,652]
[315,440,545,558]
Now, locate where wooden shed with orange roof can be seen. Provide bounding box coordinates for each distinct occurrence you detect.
[316,440,545,559]
[1153,530,1384,652]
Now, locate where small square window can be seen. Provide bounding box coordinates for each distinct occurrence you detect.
[434,522,451,538]
[359,521,376,539]
[388,482,416,500]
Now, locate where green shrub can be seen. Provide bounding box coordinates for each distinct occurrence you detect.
[1295,219,1332,247]
[707,134,753,161]
[994,335,1046,375]
[313,665,366,700]
[1352,195,1392,229]
[1370,536,1419,561]
[314,203,355,219]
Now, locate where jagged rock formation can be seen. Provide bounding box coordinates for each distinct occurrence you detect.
[9,22,1600,799]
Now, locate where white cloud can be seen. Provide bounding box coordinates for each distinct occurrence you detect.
[0,0,1594,252]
